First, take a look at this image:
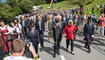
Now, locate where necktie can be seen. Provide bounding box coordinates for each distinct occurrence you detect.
[59,22,62,29]
[31,30,34,35]
[39,21,41,30]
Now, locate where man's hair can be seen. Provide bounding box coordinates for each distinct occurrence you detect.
[57,15,62,20]
[12,38,25,53]
[88,18,92,21]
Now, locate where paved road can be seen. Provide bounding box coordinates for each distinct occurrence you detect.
[38,27,105,60]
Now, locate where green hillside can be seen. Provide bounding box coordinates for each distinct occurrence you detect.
[40,0,105,17]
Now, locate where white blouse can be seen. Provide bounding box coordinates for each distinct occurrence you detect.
[11,26,21,34]
[0,25,12,35]
[15,24,22,33]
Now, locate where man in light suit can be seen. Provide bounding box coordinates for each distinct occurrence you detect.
[52,15,65,57]
[83,18,94,53]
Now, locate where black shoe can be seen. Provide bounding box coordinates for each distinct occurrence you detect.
[88,50,91,53]
[57,52,60,55]
[53,54,56,58]
[40,48,43,52]
[85,46,88,49]
[71,51,75,55]
[42,46,44,48]
[66,48,68,52]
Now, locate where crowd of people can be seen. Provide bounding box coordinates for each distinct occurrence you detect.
[0,3,105,60]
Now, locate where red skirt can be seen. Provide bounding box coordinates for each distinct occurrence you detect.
[0,35,12,53]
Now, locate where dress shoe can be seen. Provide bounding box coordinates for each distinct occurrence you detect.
[71,51,75,55]
[57,52,60,55]
[88,50,91,53]
[53,54,56,58]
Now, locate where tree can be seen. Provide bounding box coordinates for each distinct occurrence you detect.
[0,0,34,22]
[19,0,34,13]
[8,0,34,13]
[0,4,14,22]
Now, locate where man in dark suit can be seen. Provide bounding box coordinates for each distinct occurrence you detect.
[52,15,65,57]
[20,16,26,39]
[35,15,45,48]
[27,25,39,54]
[25,16,32,34]
[83,18,94,53]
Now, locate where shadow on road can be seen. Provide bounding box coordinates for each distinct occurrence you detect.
[42,47,54,56]
[44,39,54,45]
[44,35,48,38]
[60,42,88,53]
[75,39,105,47]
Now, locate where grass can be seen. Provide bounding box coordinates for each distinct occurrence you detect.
[84,0,105,17]
[40,0,105,17]
[40,1,79,10]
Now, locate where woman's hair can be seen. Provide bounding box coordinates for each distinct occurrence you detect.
[10,22,14,27]
[69,20,73,23]
[47,16,51,21]
[13,18,19,24]
[0,20,6,25]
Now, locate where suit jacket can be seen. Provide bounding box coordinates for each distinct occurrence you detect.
[83,23,94,36]
[31,20,36,25]
[25,19,32,29]
[64,25,78,40]
[27,29,39,43]
[52,20,65,36]
[35,20,45,32]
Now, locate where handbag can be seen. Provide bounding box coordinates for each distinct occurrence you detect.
[83,37,94,42]
[7,34,12,41]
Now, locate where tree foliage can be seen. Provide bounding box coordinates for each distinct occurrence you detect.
[19,0,34,13]
[0,0,34,22]
[0,0,66,22]
[0,4,14,22]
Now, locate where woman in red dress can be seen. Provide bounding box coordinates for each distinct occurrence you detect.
[63,20,80,55]
[0,21,12,54]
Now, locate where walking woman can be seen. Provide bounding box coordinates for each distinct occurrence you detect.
[46,15,54,43]
[13,18,22,38]
[10,22,19,40]
[63,20,79,55]
[0,21,12,54]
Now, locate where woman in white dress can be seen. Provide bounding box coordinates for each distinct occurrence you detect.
[10,22,20,40]
[13,18,22,38]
